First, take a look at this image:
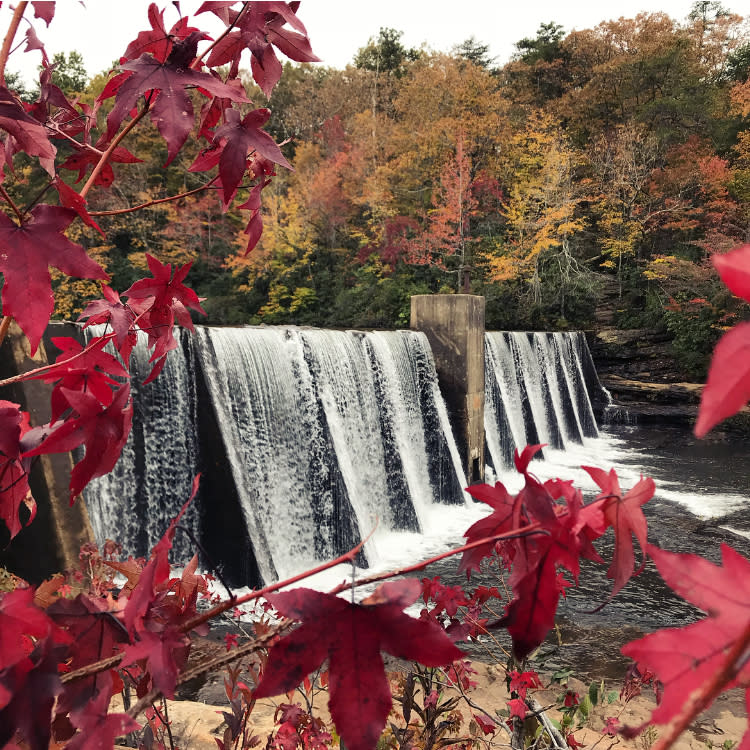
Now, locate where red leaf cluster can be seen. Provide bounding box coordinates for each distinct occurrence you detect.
[254,580,463,750]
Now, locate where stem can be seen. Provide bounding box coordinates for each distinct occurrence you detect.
[327,522,543,597]
[0,185,26,224]
[649,619,750,750]
[89,177,219,217]
[80,107,149,199]
[0,2,27,85]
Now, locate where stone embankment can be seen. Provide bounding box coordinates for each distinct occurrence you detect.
[589,326,750,430]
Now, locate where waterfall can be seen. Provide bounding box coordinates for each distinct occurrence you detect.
[83,324,605,586]
[484,331,603,474]
[84,328,202,564]
[83,326,467,584]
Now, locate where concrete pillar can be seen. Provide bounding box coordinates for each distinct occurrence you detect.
[0,321,94,582]
[411,294,485,484]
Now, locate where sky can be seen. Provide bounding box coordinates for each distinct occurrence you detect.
[0,0,744,86]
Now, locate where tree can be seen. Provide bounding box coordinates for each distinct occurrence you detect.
[487,111,590,317]
[47,51,88,95]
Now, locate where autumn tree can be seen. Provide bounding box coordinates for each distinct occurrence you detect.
[486,111,591,320]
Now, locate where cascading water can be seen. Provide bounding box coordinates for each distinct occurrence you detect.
[84,325,468,585]
[84,328,202,564]
[484,331,605,475]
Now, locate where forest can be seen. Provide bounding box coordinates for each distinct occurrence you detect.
[14,2,750,378]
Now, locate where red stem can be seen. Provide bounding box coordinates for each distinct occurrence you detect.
[90,177,219,217]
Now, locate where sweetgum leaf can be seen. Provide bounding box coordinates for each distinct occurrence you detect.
[0,85,56,174]
[621,544,750,742]
[25,384,133,500]
[255,580,463,750]
[214,108,291,206]
[583,467,654,600]
[713,244,750,304]
[0,204,108,354]
[695,322,750,437]
[0,401,34,540]
[66,688,139,750]
[101,53,249,165]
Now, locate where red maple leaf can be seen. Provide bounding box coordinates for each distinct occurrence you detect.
[621,544,750,744]
[32,336,128,420]
[54,178,104,237]
[25,384,133,501]
[583,467,654,600]
[0,204,108,354]
[254,580,463,750]
[31,1,55,26]
[100,51,248,165]
[47,594,128,715]
[121,3,200,63]
[0,588,72,750]
[695,245,750,436]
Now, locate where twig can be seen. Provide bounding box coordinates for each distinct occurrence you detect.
[527,697,568,750]
[89,177,219,216]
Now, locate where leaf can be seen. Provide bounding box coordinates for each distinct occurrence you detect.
[123,253,206,369]
[713,244,750,304]
[31,2,55,26]
[0,85,56,175]
[0,588,71,750]
[66,688,139,750]
[0,204,108,354]
[202,3,318,94]
[25,384,133,501]
[78,286,137,361]
[100,53,248,165]
[214,108,291,206]
[695,322,750,437]
[621,544,750,743]
[33,336,128,421]
[254,580,463,750]
[0,402,35,541]
[121,3,199,63]
[583,467,654,600]
[54,178,104,237]
[59,143,141,186]
[47,594,128,715]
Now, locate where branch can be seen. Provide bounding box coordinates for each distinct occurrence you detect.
[0,329,118,389]
[0,184,26,224]
[89,177,219,217]
[126,618,289,721]
[0,2,27,85]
